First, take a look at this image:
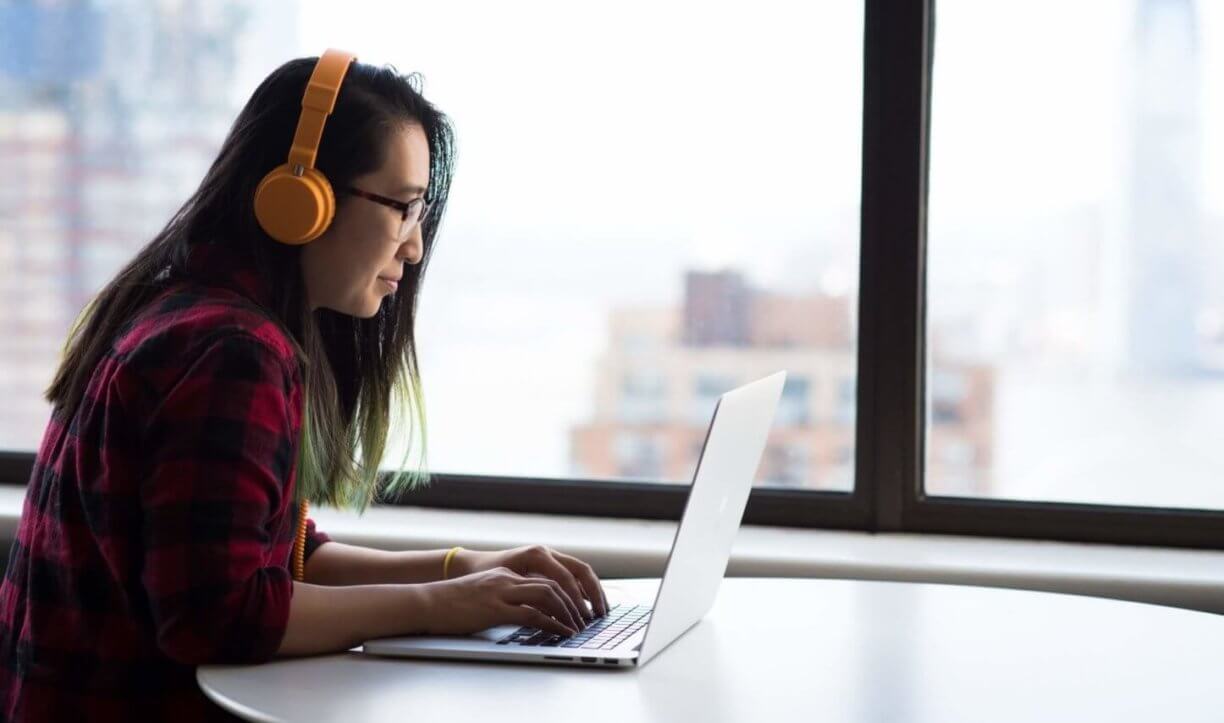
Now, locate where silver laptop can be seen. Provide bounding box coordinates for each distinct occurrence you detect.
[361,370,786,669]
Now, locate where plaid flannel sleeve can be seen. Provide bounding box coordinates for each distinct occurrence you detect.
[304,516,331,561]
[137,332,300,665]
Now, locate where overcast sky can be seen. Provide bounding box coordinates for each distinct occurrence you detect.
[294,0,1224,219]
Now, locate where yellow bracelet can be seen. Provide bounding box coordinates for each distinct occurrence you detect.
[442,546,464,580]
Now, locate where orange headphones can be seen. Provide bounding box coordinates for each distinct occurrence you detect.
[254,48,357,246]
[256,49,357,581]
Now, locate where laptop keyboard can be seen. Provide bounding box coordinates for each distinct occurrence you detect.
[495,603,652,650]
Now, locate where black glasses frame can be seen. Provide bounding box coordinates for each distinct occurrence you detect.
[338,184,433,236]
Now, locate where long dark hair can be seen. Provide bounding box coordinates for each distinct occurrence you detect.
[44,55,457,512]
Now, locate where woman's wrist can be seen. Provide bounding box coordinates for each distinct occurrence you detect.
[446,547,484,579]
[441,546,462,580]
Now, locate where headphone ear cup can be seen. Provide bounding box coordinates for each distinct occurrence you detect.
[254,164,337,245]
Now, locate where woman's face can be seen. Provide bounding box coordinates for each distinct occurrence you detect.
[301,121,431,317]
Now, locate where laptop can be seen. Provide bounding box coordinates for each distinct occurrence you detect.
[361,370,787,669]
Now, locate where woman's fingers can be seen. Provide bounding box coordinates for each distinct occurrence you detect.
[555,551,610,617]
[534,558,592,622]
[506,581,582,633]
[512,605,575,638]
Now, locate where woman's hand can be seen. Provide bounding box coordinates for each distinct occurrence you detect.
[452,545,610,621]
[422,566,583,637]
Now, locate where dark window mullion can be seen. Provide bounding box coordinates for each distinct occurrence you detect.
[857,0,933,532]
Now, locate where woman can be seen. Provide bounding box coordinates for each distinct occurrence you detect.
[0,50,607,721]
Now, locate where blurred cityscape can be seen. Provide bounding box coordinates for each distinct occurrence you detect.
[0,0,296,447]
[568,270,992,492]
[1,0,1222,508]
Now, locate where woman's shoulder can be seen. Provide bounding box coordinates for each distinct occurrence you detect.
[112,280,302,387]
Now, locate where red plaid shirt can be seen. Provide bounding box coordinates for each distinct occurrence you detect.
[0,242,332,721]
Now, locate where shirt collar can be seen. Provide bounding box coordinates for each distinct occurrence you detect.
[179,242,277,311]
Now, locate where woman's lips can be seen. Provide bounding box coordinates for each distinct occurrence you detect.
[379,277,398,292]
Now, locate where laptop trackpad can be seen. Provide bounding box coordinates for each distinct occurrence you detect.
[470,624,520,642]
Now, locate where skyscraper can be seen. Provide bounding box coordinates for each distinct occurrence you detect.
[1123,0,1203,374]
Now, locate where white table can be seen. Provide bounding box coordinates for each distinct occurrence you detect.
[199,577,1224,722]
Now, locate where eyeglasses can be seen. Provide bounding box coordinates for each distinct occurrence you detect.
[338,184,434,242]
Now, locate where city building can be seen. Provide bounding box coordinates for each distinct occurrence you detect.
[570,269,994,493]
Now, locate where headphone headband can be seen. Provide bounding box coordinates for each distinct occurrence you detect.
[288,48,356,173]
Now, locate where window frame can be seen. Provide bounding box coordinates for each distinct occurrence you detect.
[861,0,1224,550]
[3,0,1223,550]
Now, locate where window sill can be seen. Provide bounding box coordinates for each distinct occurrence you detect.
[0,485,1219,615]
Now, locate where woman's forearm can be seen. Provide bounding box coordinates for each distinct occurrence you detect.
[304,541,451,586]
[274,581,433,657]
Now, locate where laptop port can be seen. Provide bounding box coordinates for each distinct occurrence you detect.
[543,656,573,661]
[580,657,597,663]
[603,658,619,665]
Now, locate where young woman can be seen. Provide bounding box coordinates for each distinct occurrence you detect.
[0,50,608,721]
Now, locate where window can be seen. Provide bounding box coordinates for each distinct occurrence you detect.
[927,0,1224,511]
[4,1,1221,549]
[0,1,864,495]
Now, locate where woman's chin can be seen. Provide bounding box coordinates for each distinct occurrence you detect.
[333,298,382,319]
[324,289,390,318]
